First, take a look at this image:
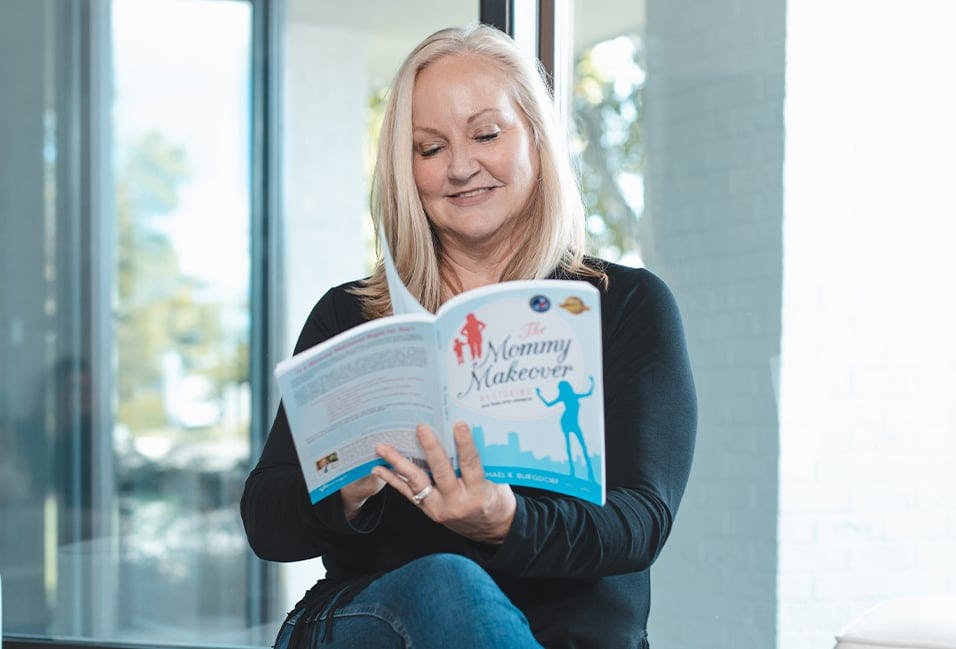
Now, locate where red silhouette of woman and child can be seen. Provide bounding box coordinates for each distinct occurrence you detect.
[453,313,485,364]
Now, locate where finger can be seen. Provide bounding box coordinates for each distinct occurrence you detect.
[345,473,386,499]
[453,421,486,485]
[416,424,458,492]
[371,465,416,501]
[375,444,431,493]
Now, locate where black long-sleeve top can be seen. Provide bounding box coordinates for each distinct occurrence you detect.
[241,261,697,648]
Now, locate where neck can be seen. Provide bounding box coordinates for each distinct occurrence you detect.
[440,237,517,295]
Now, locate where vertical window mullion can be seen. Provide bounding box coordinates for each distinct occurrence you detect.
[537,0,572,128]
[480,0,514,35]
[248,0,282,628]
[85,0,117,635]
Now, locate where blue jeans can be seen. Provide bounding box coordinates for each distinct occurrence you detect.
[274,554,544,648]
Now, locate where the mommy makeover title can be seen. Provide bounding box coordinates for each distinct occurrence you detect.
[456,322,575,399]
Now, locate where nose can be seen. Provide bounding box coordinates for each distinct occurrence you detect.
[447,144,479,182]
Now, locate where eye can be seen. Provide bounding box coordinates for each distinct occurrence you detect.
[476,131,500,142]
[419,144,444,158]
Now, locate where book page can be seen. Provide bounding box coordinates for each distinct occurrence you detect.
[436,281,606,505]
[276,317,446,503]
[381,233,429,316]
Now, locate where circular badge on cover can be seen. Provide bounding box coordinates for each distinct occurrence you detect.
[529,294,551,313]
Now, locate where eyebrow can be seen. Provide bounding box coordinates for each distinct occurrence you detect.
[466,108,505,124]
[412,108,507,136]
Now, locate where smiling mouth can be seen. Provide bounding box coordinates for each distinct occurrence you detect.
[449,187,495,198]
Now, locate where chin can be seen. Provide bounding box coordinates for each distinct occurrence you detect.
[457,224,512,246]
[435,216,503,242]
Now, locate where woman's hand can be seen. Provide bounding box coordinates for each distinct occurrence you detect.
[373,421,516,544]
[340,473,386,522]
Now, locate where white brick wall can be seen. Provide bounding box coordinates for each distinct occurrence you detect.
[642,0,786,647]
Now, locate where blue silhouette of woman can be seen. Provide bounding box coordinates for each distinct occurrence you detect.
[535,376,596,481]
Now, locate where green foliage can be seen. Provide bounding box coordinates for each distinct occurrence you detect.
[115,130,242,434]
[122,130,189,216]
[362,86,390,272]
[572,36,645,262]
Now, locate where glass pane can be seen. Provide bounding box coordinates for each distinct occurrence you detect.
[276,0,478,608]
[0,0,264,645]
[1,0,102,638]
[110,0,256,644]
[571,0,646,267]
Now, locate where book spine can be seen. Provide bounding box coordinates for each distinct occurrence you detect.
[437,328,456,469]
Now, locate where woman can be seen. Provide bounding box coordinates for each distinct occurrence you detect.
[241,25,696,649]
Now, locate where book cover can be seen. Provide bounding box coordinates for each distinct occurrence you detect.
[437,282,605,504]
[275,241,605,505]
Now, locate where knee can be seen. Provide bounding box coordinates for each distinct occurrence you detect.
[383,554,536,646]
[400,554,504,609]
[403,553,491,591]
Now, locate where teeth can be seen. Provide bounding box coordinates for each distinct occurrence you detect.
[455,188,490,198]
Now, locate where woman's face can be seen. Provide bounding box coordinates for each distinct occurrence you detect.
[411,54,539,254]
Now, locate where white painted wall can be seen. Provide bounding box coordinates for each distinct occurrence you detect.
[277,2,480,619]
[279,21,375,610]
[778,2,956,647]
[282,23,371,354]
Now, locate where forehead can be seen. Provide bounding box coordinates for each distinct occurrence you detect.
[412,54,519,125]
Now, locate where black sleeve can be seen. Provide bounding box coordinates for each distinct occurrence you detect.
[240,286,386,562]
[481,268,697,578]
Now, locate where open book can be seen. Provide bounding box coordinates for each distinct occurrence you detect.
[275,242,606,505]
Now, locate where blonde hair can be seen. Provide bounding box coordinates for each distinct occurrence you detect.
[354,24,604,318]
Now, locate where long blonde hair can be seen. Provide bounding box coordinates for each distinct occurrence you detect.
[353,24,604,318]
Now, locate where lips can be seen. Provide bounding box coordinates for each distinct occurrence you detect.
[449,187,494,198]
[445,185,500,207]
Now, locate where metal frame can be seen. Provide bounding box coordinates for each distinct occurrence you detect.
[538,0,556,85]
[480,0,514,34]
[83,0,119,636]
[3,638,192,649]
[248,0,283,629]
[536,0,571,126]
[3,637,241,649]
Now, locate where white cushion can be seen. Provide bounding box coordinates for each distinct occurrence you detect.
[835,596,956,649]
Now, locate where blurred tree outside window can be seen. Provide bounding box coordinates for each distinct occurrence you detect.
[572,33,646,267]
[109,0,255,641]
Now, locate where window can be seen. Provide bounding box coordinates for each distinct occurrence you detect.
[1,0,266,645]
[569,0,646,266]
[110,0,256,643]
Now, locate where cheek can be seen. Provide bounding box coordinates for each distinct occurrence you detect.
[510,136,538,184]
[512,146,538,188]
[412,161,438,198]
